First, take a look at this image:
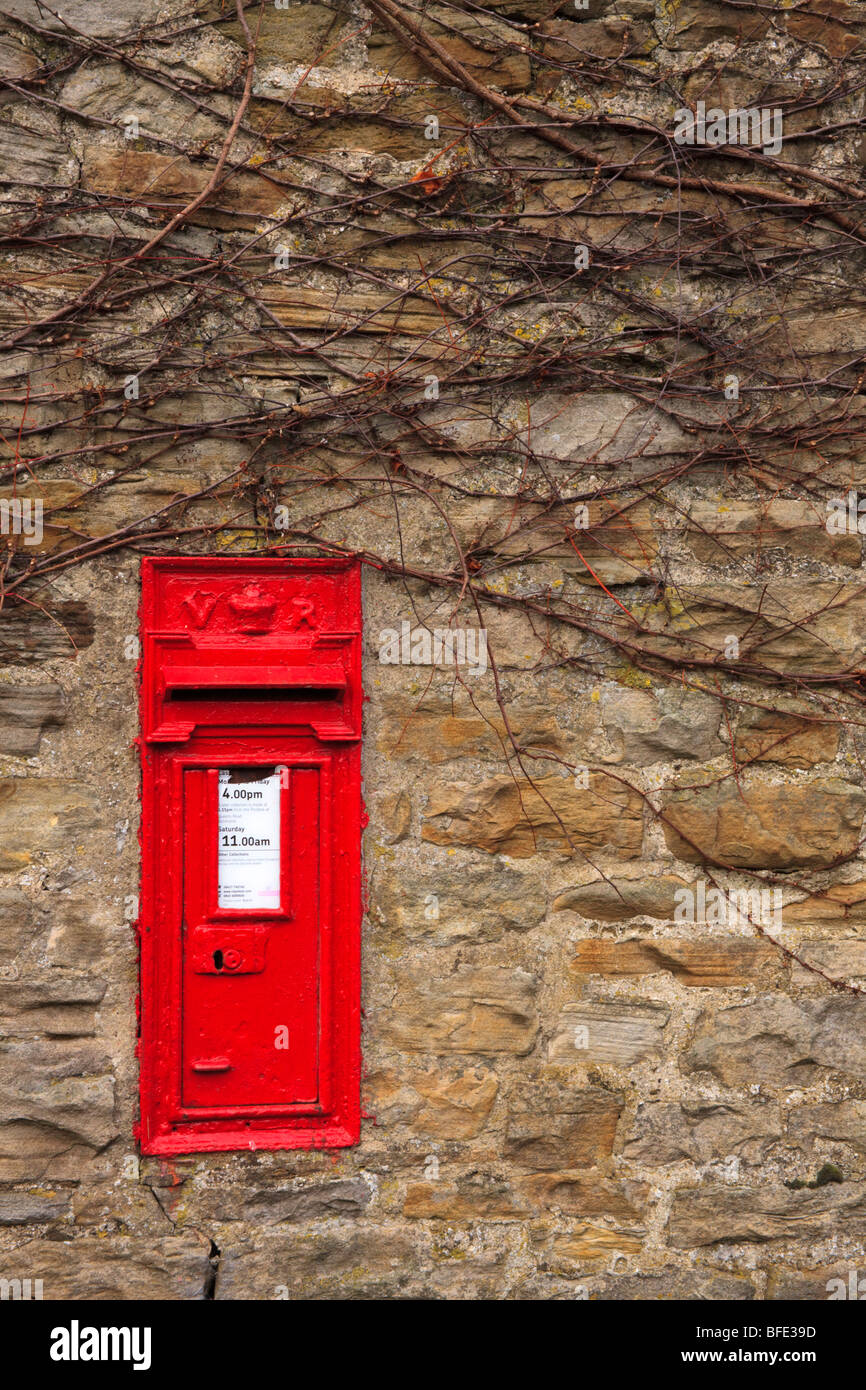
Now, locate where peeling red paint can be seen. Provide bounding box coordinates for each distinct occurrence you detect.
[138,557,362,1155]
[158,1158,184,1188]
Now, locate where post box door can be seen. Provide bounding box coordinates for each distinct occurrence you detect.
[181,764,321,1111]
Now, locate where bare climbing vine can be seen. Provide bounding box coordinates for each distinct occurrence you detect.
[2,0,866,985]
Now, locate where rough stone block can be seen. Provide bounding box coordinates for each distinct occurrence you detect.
[662,778,866,871]
[382,965,538,1054]
[569,937,786,988]
[624,1100,782,1166]
[668,1182,866,1248]
[549,1001,669,1065]
[0,683,66,754]
[214,1227,418,1300]
[423,771,643,858]
[504,1083,623,1169]
[0,1041,116,1152]
[0,781,100,870]
[683,994,866,1088]
[0,1234,211,1299]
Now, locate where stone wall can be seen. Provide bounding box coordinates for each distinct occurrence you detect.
[2,0,866,1299]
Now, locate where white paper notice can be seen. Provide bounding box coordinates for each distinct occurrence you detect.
[217,769,281,910]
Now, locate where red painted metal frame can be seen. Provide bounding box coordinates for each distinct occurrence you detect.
[137,557,362,1155]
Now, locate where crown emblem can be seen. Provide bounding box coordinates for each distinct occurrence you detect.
[227,583,278,634]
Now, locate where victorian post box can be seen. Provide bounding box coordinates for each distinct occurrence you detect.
[137,557,362,1154]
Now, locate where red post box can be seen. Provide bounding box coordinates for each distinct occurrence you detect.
[137,557,362,1154]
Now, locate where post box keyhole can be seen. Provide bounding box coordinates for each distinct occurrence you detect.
[212,948,242,971]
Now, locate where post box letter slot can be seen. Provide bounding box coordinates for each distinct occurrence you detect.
[163,663,346,698]
[168,685,342,702]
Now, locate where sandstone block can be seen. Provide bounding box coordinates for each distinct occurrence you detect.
[785,882,866,928]
[0,1234,211,1299]
[787,4,864,59]
[423,771,643,858]
[504,1083,622,1169]
[734,708,840,769]
[686,499,859,568]
[371,857,545,944]
[539,16,655,66]
[0,35,39,80]
[661,778,866,871]
[215,1227,417,1300]
[0,888,34,969]
[0,1041,116,1151]
[382,965,538,1054]
[787,1100,866,1156]
[665,0,770,49]
[549,1001,668,1065]
[548,1224,644,1272]
[0,601,93,664]
[0,684,66,754]
[767,1263,866,1300]
[631,582,866,677]
[683,994,866,1088]
[375,688,567,763]
[569,937,786,988]
[517,391,692,465]
[552,873,691,922]
[0,780,100,870]
[793,941,866,987]
[599,1267,755,1299]
[219,4,349,68]
[0,120,71,188]
[0,974,106,1037]
[368,7,530,90]
[521,1172,646,1222]
[411,1068,499,1139]
[668,1181,866,1248]
[179,1179,371,1227]
[624,1100,782,1166]
[403,1177,523,1221]
[82,148,286,231]
[483,494,659,587]
[601,685,722,764]
[0,0,160,34]
[0,1190,71,1225]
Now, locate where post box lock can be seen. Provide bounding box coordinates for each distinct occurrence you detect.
[138,558,362,1156]
[189,930,266,975]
